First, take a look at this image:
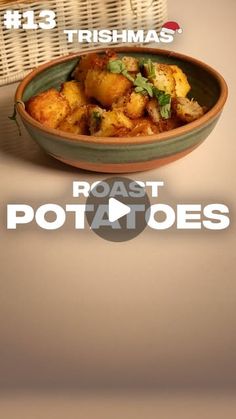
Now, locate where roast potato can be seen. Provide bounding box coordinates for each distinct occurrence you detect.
[85,69,132,107]
[173,97,204,123]
[170,65,191,98]
[94,110,133,137]
[147,63,191,98]
[149,63,176,97]
[26,88,70,128]
[60,81,88,110]
[113,91,148,119]
[125,92,149,119]
[58,106,88,135]
[26,52,204,138]
[73,53,102,83]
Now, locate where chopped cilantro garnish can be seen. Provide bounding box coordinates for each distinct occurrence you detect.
[138,57,148,68]
[158,94,171,106]
[122,69,134,82]
[159,103,171,119]
[153,87,171,119]
[90,110,102,133]
[92,110,102,121]
[107,59,126,74]
[145,59,156,79]
[107,60,134,82]
[133,73,153,97]
[107,58,172,119]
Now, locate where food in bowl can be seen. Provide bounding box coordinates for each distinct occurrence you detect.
[25,51,205,138]
[15,47,227,173]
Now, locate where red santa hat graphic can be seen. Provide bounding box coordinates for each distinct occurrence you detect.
[161,21,183,34]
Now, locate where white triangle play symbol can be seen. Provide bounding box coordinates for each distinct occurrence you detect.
[108,197,131,223]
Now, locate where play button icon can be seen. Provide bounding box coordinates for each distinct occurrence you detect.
[86,177,150,242]
[108,197,131,223]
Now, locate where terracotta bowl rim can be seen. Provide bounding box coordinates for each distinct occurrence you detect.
[15,46,228,146]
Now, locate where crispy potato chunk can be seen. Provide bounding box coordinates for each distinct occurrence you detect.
[73,53,102,83]
[150,64,176,97]
[26,88,70,129]
[112,91,148,119]
[58,106,88,135]
[112,94,129,111]
[57,120,82,135]
[60,81,88,110]
[148,62,190,98]
[170,65,191,98]
[26,51,202,138]
[125,92,148,119]
[94,110,133,137]
[73,52,117,83]
[85,70,132,107]
[174,97,204,123]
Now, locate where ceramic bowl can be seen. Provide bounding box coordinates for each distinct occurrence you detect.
[15,47,228,173]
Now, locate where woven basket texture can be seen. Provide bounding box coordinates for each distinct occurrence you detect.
[0,0,168,86]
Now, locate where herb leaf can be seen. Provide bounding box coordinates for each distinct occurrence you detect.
[138,58,148,68]
[107,59,126,74]
[107,58,171,119]
[92,110,102,121]
[107,60,135,82]
[122,69,135,82]
[145,59,156,79]
[133,73,153,97]
[160,103,171,119]
[153,87,171,119]
[90,110,103,134]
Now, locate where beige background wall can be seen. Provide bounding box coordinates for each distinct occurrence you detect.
[0,0,236,416]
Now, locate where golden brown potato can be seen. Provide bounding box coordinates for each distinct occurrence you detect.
[112,94,128,111]
[57,120,82,135]
[26,53,203,138]
[58,106,88,135]
[149,63,176,97]
[125,92,148,119]
[94,110,133,137]
[26,88,70,129]
[60,81,88,110]
[147,62,191,99]
[73,52,117,83]
[85,69,132,107]
[170,65,191,98]
[73,53,101,83]
[174,97,204,123]
[112,91,148,119]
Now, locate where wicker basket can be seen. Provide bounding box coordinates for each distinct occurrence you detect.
[0,0,168,86]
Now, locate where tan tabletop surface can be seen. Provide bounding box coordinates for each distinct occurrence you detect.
[0,0,236,417]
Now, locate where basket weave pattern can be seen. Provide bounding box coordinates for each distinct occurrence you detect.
[0,0,167,86]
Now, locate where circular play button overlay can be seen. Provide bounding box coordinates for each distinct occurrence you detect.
[86,177,150,242]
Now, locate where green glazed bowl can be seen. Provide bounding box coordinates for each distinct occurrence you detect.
[15,47,228,173]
